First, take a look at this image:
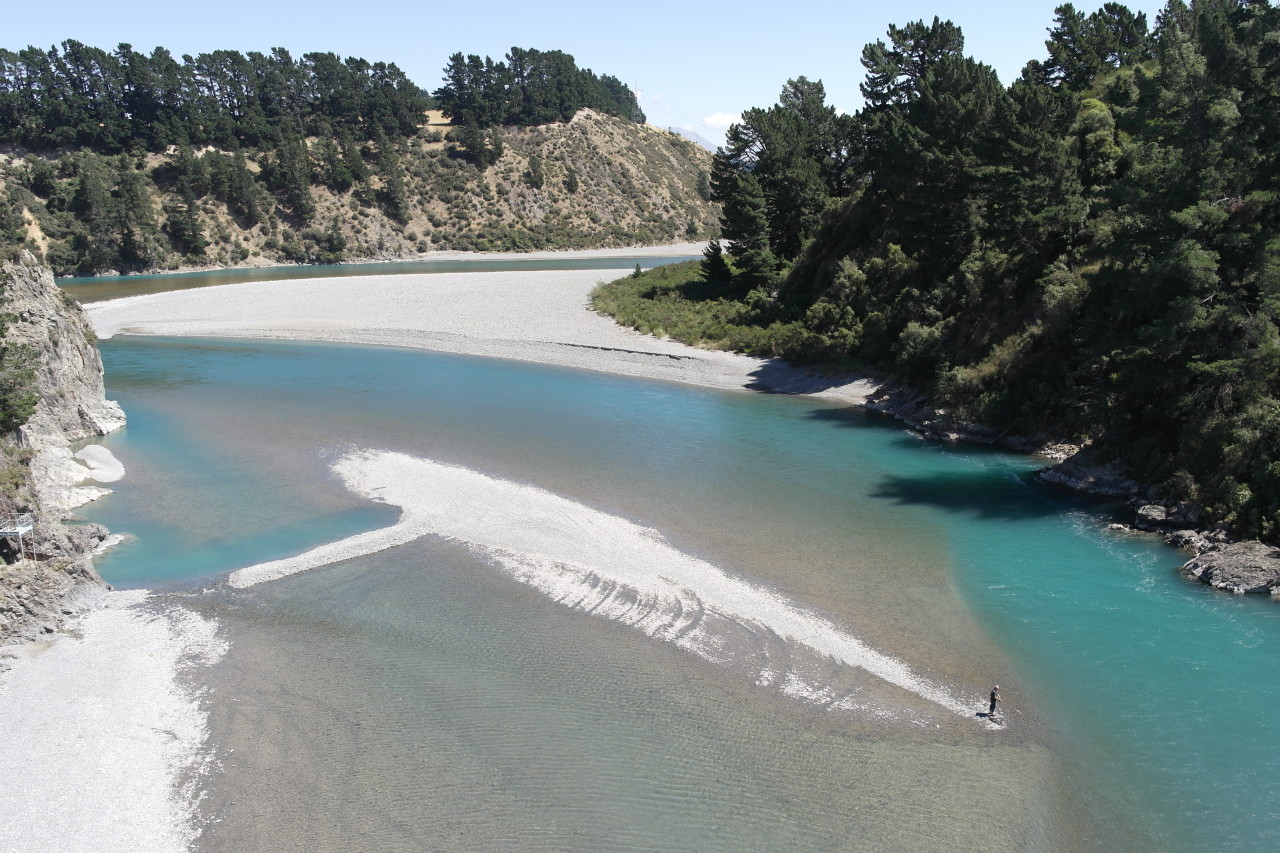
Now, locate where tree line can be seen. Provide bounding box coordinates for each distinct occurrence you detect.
[0,40,658,274]
[0,42,430,153]
[434,47,644,129]
[705,0,1280,541]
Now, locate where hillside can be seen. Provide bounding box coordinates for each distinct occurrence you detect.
[0,108,716,275]
[596,2,1280,546]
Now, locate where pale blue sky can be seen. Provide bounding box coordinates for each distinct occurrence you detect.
[5,0,1168,146]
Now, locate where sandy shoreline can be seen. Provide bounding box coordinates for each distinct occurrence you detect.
[86,246,878,404]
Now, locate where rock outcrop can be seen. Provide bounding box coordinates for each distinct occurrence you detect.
[865,382,1077,458]
[6,259,127,445]
[1036,449,1142,497]
[864,384,1008,445]
[0,252,124,650]
[868,383,1280,600]
[1181,542,1280,596]
[1038,450,1280,597]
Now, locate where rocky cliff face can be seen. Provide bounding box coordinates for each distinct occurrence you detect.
[0,251,124,650]
[7,257,127,447]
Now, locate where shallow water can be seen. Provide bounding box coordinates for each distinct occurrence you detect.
[79,336,1280,851]
[191,542,1059,853]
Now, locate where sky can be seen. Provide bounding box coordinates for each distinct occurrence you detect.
[5,0,1170,147]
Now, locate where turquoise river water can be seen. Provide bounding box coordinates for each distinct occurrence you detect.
[70,273,1279,851]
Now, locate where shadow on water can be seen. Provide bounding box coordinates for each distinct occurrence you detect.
[802,405,873,427]
[869,470,1067,521]
[804,405,1013,456]
[798,403,1128,523]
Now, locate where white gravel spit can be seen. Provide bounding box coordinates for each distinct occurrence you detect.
[86,262,878,404]
[230,449,985,726]
[0,591,225,853]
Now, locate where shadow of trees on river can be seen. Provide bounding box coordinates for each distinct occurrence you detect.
[868,470,1069,522]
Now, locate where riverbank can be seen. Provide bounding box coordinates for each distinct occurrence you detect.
[85,253,879,405]
[0,254,227,852]
[0,591,224,853]
[863,383,1280,598]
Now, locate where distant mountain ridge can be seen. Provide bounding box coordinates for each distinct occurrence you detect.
[668,128,717,152]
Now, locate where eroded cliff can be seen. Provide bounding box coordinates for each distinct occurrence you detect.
[0,251,124,649]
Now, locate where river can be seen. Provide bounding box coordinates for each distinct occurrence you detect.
[70,260,1280,852]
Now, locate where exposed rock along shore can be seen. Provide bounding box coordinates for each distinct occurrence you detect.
[864,383,1280,599]
[0,252,125,653]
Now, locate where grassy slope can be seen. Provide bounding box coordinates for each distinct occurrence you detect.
[592,260,844,364]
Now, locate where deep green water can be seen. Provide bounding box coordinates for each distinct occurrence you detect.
[77,336,1279,852]
[58,254,695,303]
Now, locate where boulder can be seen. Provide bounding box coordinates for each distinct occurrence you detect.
[1135,504,1168,530]
[1038,450,1142,497]
[1181,541,1280,595]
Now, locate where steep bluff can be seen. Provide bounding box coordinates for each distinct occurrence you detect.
[0,251,124,650]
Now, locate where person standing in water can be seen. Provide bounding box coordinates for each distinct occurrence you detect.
[989,685,1003,719]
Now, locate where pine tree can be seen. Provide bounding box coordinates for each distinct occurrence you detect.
[268,132,315,220]
[317,216,347,263]
[112,158,158,270]
[337,127,369,183]
[486,128,504,166]
[525,154,545,189]
[375,133,410,224]
[712,78,858,268]
[454,120,502,169]
[700,239,733,282]
[315,136,354,192]
[68,155,116,273]
[227,151,263,224]
[168,144,209,197]
[165,178,207,256]
[712,162,777,289]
